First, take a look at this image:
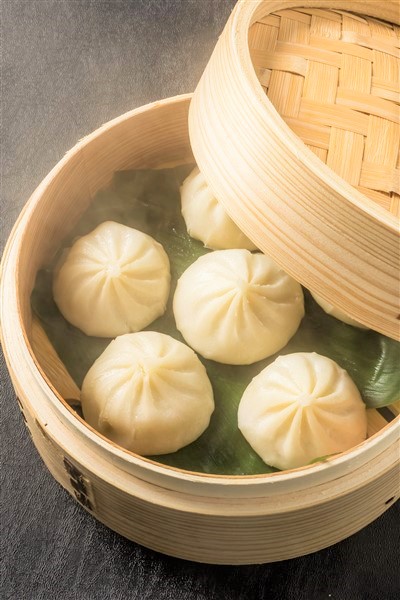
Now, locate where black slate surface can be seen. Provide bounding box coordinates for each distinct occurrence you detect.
[1,2,399,599]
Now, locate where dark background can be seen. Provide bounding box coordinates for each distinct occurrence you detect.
[1,1,399,599]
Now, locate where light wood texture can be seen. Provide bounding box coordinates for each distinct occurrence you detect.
[249,8,400,213]
[17,391,400,564]
[1,95,399,564]
[189,0,400,338]
[31,317,81,403]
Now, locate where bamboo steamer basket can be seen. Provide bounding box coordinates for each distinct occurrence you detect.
[1,94,399,565]
[190,0,400,339]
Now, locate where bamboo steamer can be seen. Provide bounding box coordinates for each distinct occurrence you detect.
[189,0,400,339]
[1,95,399,564]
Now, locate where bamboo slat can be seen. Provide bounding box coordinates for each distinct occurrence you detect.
[31,317,81,403]
[190,0,400,338]
[249,7,400,211]
[1,94,399,564]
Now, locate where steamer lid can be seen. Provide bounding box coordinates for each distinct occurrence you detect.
[189,0,400,340]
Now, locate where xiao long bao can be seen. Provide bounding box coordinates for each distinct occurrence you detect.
[173,249,304,364]
[238,353,368,470]
[180,167,258,250]
[310,291,368,329]
[53,221,171,337]
[81,332,215,455]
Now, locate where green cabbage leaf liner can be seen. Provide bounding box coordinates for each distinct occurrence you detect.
[31,168,400,476]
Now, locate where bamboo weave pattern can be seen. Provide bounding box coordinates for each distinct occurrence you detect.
[249,8,400,216]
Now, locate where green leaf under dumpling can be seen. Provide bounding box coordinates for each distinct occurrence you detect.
[31,167,400,475]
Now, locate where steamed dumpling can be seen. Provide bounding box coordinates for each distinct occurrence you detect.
[310,291,368,329]
[180,167,257,250]
[173,249,304,364]
[238,353,367,470]
[81,332,214,455]
[53,221,170,337]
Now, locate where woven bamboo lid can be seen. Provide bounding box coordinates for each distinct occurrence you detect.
[190,0,400,339]
[250,6,399,213]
